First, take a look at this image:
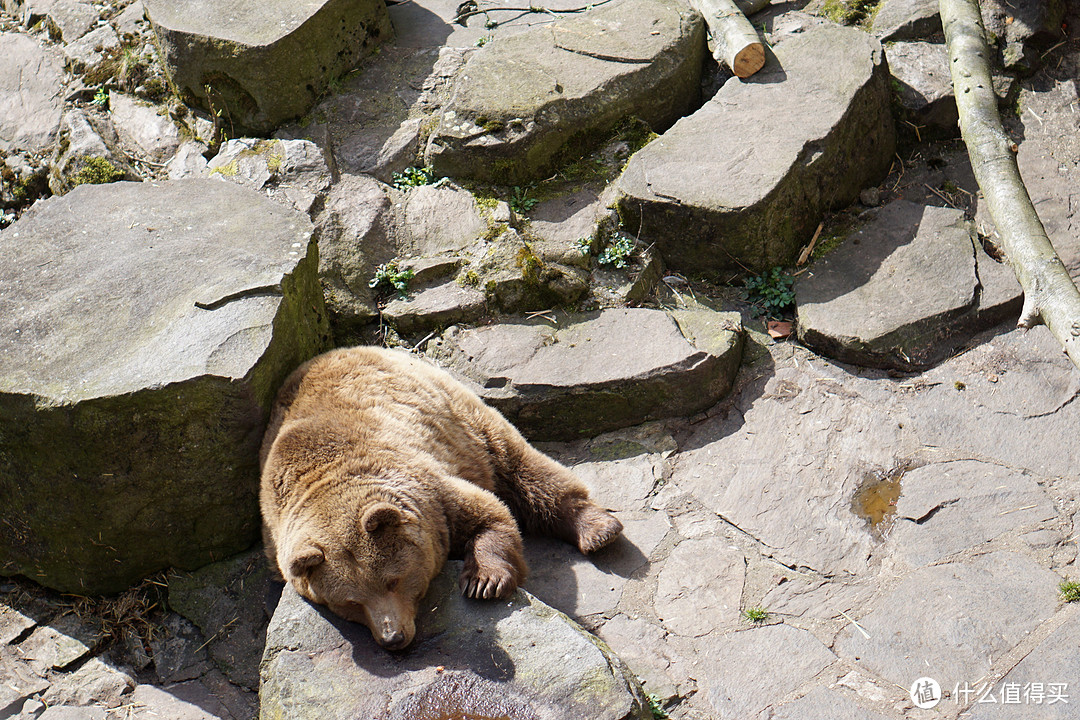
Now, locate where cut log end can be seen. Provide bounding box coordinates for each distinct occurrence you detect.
[729,42,765,78]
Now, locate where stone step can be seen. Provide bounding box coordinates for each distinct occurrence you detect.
[616,15,894,273]
[425,0,704,184]
[428,307,743,441]
[260,568,651,720]
[143,0,392,133]
[795,199,1021,370]
[0,178,329,594]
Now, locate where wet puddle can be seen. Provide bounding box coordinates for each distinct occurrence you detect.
[851,466,906,537]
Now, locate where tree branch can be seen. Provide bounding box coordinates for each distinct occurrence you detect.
[941,0,1080,370]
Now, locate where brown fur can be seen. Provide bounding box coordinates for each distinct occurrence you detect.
[259,346,622,649]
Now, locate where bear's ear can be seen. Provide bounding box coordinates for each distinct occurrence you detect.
[361,502,403,534]
[284,541,325,579]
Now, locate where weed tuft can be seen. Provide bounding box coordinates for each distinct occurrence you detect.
[743,267,795,318]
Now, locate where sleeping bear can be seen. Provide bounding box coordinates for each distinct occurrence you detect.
[259,346,623,649]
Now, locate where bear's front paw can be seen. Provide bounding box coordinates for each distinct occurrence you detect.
[575,505,624,554]
[460,555,521,600]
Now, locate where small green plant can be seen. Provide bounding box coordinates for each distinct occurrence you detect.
[743,266,796,317]
[92,87,109,108]
[368,262,414,297]
[392,166,437,190]
[742,606,770,623]
[475,35,493,47]
[646,693,669,719]
[576,236,594,256]
[509,185,539,214]
[71,157,124,187]
[598,235,636,269]
[1060,579,1080,603]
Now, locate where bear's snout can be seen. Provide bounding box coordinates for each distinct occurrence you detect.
[372,614,413,650]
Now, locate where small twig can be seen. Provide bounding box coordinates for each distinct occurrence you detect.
[997,504,1037,516]
[838,609,871,639]
[924,183,959,209]
[797,221,824,266]
[455,0,614,25]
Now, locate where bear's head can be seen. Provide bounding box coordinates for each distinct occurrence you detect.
[279,501,441,650]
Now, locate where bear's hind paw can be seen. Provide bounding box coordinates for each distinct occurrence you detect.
[575,506,624,554]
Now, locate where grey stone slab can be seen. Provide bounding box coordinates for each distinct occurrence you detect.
[127,683,231,720]
[48,109,134,195]
[965,613,1080,719]
[872,0,941,40]
[797,200,982,369]
[761,576,875,621]
[617,17,894,273]
[698,624,837,718]
[0,179,328,593]
[382,280,487,337]
[887,41,959,134]
[63,23,120,74]
[260,570,651,720]
[207,137,333,215]
[0,603,34,644]
[433,307,743,440]
[834,552,1060,691]
[888,460,1058,567]
[573,454,667,513]
[655,538,744,637]
[144,0,393,133]
[426,0,704,184]
[39,657,134,707]
[0,32,66,152]
[902,327,1080,479]
[524,511,668,618]
[36,707,107,720]
[396,184,489,256]
[108,91,180,162]
[673,365,921,576]
[314,173,394,334]
[769,685,896,720]
[18,614,101,671]
[595,614,681,703]
[21,0,97,41]
[148,614,213,685]
[167,549,270,691]
[0,647,48,716]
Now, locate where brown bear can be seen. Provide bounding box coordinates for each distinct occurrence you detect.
[259,346,623,650]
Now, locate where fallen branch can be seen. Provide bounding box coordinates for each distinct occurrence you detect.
[941,0,1080,371]
[692,0,765,78]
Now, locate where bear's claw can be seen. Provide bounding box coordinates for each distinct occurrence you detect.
[460,560,518,600]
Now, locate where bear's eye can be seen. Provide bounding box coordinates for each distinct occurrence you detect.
[386,578,400,592]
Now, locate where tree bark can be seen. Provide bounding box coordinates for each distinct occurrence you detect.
[693,0,765,78]
[941,0,1080,370]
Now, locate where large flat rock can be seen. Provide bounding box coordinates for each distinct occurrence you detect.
[430,307,743,440]
[887,460,1057,567]
[0,179,329,593]
[616,17,894,273]
[260,568,651,720]
[672,363,922,577]
[144,0,393,133]
[796,200,1021,369]
[0,32,66,152]
[425,0,704,184]
[834,552,1060,691]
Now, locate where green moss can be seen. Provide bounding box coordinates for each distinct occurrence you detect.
[516,244,543,284]
[209,160,239,177]
[71,157,125,187]
[820,0,881,24]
